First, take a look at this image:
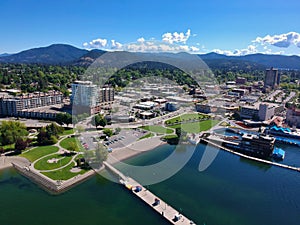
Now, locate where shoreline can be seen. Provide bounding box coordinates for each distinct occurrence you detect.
[2,135,300,194]
[0,156,30,171]
[107,135,167,164]
[0,136,168,193]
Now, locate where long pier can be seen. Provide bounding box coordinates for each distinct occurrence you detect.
[103,162,196,225]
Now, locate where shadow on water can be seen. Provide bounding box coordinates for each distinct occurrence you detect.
[239,157,272,171]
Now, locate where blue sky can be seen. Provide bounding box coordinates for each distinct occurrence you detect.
[1,0,300,55]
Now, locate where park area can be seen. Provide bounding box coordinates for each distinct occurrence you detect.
[140,125,174,134]
[20,136,89,181]
[165,113,220,133]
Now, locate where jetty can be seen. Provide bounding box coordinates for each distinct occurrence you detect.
[103,162,196,225]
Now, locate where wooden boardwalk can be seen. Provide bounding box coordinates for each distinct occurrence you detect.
[103,162,196,225]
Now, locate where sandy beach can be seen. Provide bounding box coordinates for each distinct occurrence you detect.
[107,136,167,164]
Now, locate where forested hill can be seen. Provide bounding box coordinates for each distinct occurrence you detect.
[198,52,300,70]
[1,44,300,70]
[0,44,88,64]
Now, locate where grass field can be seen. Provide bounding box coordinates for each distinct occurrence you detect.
[140,125,174,134]
[165,113,211,124]
[62,128,75,135]
[138,133,155,140]
[42,162,88,180]
[2,143,15,151]
[59,137,79,151]
[169,120,219,133]
[20,146,59,162]
[34,153,73,170]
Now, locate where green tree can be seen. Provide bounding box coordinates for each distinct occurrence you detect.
[98,115,107,128]
[0,121,28,146]
[92,114,107,128]
[95,143,108,164]
[103,128,113,137]
[15,138,29,153]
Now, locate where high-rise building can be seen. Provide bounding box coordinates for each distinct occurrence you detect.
[71,81,114,115]
[264,67,280,89]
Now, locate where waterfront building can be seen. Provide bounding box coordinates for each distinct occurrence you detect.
[265,125,300,140]
[71,81,114,115]
[239,133,275,158]
[0,91,63,119]
[264,67,280,89]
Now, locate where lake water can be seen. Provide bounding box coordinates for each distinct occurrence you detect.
[0,143,299,225]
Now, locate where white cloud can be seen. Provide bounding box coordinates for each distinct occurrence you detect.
[162,29,191,44]
[137,37,145,43]
[212,45,258,56]
[253,32,300,48]
[111,40,123,49]
[190,46,200,52]
[123,41,201,53]
[83,38,108,49]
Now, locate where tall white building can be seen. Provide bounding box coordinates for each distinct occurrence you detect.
[71,81,114,115]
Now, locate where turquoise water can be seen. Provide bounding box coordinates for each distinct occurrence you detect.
[1,144,300,225]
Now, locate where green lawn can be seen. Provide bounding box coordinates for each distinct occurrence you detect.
[165,113,211,124]
[59,137,79,151]
[162,134,178,139]
[34,153,73,170]
[20,146,59,162]
[42,162,89,180]
[62,128,74,135]
[140,125,174,134]
[138,133,155,140]
[2,143,15,151]
[169,120,219,133]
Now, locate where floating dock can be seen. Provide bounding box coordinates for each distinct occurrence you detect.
[103,162,196,225]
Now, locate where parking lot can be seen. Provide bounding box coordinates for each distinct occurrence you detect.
[78,128,148,152]
[103,129,147,151]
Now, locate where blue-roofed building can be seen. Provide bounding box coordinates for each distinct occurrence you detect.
[266,125,300,140]
[272,148,285,160]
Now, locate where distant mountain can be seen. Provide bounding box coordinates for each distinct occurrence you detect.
[1,43,300,70]
[199,53,300,70]
[0,53,12,57]
[0,44,88,64]
[73,49,106,66]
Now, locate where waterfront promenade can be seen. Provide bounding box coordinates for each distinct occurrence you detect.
[104,162,196,225]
